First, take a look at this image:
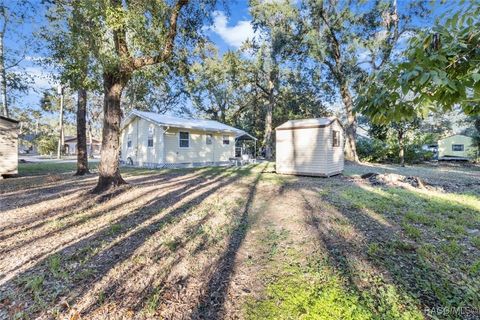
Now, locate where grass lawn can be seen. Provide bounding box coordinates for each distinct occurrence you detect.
[17,161,100,176]
[0,162,478,319]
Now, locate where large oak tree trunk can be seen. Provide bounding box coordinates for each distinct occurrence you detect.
[75,88,89,175]
[92,73,128,193]
[339,81,359,162]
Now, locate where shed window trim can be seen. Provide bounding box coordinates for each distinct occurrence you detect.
[206,133,213,145]
[147,127,154,148]
[222,135,230,145]
[452,144,464,151]
[179,131,190,148]
[332,130,340,147]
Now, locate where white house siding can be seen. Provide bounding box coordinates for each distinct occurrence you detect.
[164,127,235,164]
[0,118,18,175]
[438,135,474,159]
[121,117,164,166]
[276,120,344,176]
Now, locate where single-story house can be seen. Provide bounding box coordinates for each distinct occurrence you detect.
[64,136,101,156]
[275,117,344,177]
[120,110,256,167]
[0,115,19,177]
[438,134,475,160]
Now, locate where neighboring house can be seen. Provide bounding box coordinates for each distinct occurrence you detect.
[64,136,101,156]
[275,117,344,177]
[120,110,256,167]
[19,134,38,154]
[438,134,475,160]
[0,116,19,177]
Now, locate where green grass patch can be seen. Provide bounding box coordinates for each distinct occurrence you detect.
[401,222,421,240]
[472,236,480,249]
[335,186,479,240]
[244,258,423,320]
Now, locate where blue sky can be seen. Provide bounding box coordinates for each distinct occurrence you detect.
[8,1,254,111]
[6,0,457,113]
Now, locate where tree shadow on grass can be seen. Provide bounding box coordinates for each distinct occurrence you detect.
[285,177,479,317]
[189,164,266,319]
[0,165,256,319]
[0,170,213,258]
[0,168,211,244]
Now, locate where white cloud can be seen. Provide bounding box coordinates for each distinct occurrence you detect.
[24,66,56,91]
[209,11,255,48]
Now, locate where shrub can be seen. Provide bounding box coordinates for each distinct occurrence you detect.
[356,138,391,162]
[37,135,58,155]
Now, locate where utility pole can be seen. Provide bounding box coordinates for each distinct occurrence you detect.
[57,85,64,159]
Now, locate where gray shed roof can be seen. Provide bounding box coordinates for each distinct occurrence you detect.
[123,110,257,140]
[276,117,342,130]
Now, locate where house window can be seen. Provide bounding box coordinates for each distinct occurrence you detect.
[222,135,230,145]
[332,130,340,147]
[206,133,213,145]
[179,131,190,148]
[127,134,132,148]
[452,144,464,151]
[147,127,154,148]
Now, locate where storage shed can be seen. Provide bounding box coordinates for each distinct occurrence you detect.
[275,117,344,176]
[0,116,19,177]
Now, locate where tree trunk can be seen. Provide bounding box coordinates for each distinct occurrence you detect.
[57,89,64,159]
[75,88,89,175]
[339,81,359,162]
[263,75,276,160]
[398,128,405,167]
[0,21,8,118]
[263,101,273,160]
[0,6,9,118]
[88,120,94,158]
[92,72,128,193]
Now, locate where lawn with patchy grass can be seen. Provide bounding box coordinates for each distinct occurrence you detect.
[0,162,478,319]
[17,161,100,176]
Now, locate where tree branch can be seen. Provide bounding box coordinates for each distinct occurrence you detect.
[133,0,189,69]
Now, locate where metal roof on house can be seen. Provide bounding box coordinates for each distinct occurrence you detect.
[276,117,342,130]
[123,110,257,140]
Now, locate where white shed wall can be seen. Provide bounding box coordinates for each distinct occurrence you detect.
[325,120,344,173]
[275,121,344,176]
[0,118,18,175]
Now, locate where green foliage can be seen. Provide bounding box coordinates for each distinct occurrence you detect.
[356,136,433,164]
[36,135,58,155]
[245,263,373,320]
[402,222,421,240]
[245,257,423,320]
[356,138,390,163]
[471,236,480,250]
[357,1,480,124]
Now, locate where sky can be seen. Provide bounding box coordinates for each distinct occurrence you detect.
[7,1,255,111]
[5,0,460,115]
